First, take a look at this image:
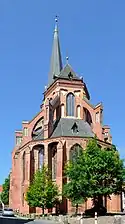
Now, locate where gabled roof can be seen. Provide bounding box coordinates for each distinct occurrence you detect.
[56,64,81,81]
[51,117,94,138]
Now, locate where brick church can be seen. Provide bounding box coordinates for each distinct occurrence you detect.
[9,18,123,214]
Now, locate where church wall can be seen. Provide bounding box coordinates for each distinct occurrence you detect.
[9,151,22,211]
[9,17,119,215]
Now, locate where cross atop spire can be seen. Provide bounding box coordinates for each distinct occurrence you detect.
[48,16,63,86]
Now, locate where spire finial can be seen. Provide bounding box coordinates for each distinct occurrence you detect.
[54,15,58,32]
[55,15,58,23]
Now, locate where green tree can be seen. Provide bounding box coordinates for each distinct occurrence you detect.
[1,175,10,205]
[25,165,60,214]
[64,139,125,213]
[63,149,91,214]
[84,139,125,207]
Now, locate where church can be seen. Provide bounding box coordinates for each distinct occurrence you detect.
[9,18,122,214]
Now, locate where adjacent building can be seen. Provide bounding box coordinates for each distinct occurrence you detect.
[9,19,122,214]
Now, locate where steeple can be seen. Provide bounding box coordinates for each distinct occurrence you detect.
[48,16,63,86]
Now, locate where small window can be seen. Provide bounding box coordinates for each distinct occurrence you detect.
[71,122,79,134]
[76,105,81,118]
[68,72,73,80]
[95,112,100,123]
[23,127,28,136]
[105,132,108,136]
[16,136,22,146]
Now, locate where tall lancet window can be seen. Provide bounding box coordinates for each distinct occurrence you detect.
[66,93,75,116]
[70,144,82,162]
[38,147,44,169]
[52,147,57,180]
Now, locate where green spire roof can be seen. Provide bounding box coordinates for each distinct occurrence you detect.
[48,17,63,86]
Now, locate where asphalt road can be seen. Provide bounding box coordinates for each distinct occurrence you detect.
[0,216,59,224]
[0,216,32,224]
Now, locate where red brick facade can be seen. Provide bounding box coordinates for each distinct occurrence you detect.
[9,20,122,214]
[0,185,2,193]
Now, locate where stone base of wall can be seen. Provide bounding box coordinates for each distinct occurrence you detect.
[17,194,121,215]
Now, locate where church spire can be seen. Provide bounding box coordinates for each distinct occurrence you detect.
[48,16,63,85]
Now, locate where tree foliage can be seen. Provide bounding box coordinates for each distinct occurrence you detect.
[63,148,90,213]
[1,175,10,205]
[64,139,125,212]
[25,165,60,214]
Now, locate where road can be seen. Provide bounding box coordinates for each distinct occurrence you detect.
[0,216,59,224]
[0,216,33,224]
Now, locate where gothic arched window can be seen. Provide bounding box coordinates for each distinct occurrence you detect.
[66,93,75,116]
[52,147,57,180]
[32,117,44,140]
[38,147,44,169]
[69,144,82,162]
[22,151,26,182]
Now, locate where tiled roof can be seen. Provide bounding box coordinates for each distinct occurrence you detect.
[57,64,81,81]
[33,129,44,141]
[51,117,94,138]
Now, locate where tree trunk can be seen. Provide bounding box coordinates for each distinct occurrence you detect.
[98,195,103,207]
[104,195,107,209]
[42,206,44,215]
[75,204,78,215]
[93,195,103,210]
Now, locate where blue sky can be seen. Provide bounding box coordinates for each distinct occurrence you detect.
[0,0,125,184]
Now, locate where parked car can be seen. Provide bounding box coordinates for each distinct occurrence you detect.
[2,208,14,217]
